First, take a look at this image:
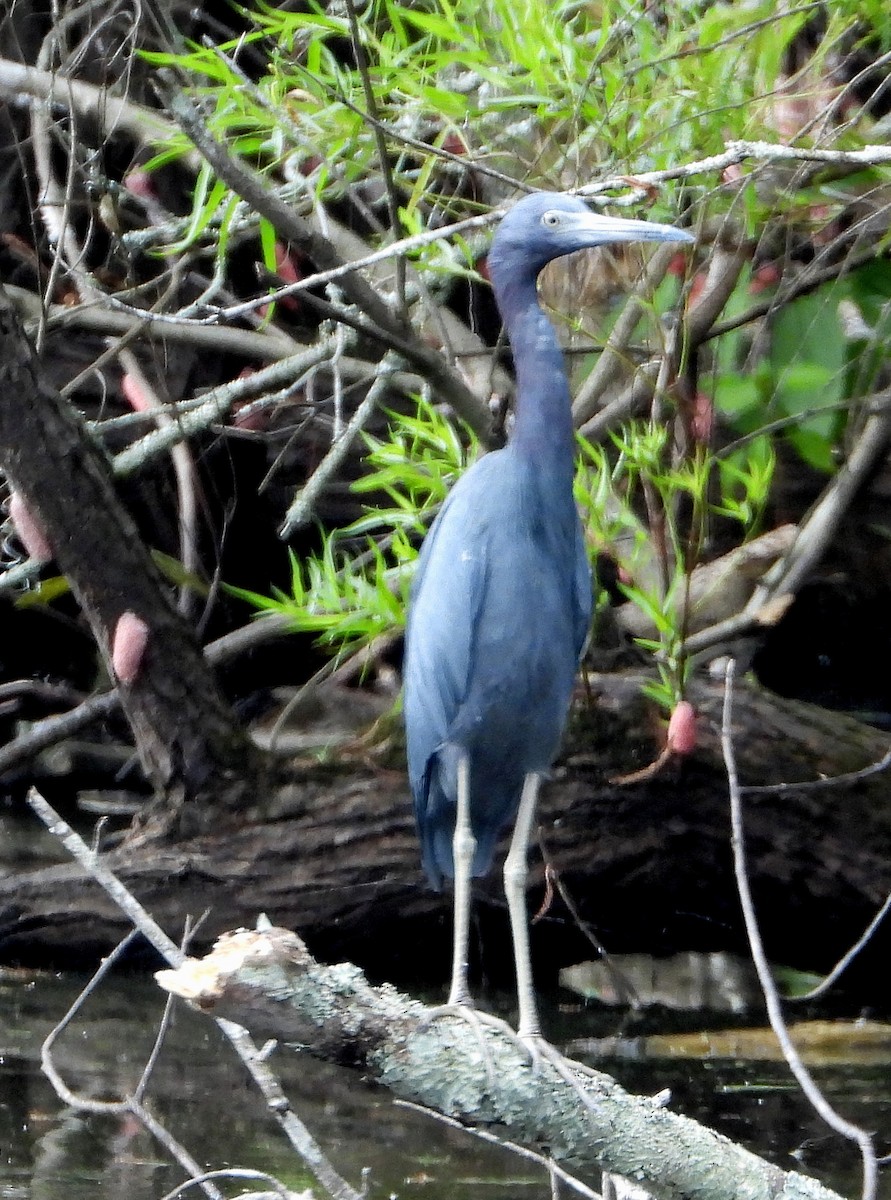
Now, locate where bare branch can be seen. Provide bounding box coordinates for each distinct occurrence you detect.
[394,1099,603,1200]
[40,931,226,1200]
[571,243,678,427]
[158,75,494,441]
[0,56,176,154]
[746,390,891,611]
[720,661,878,1200]
[26,789,364,1200]
[280,352,401,536]
[579,139,891,207]
[788,891,891,1003]
[343,0,407,315]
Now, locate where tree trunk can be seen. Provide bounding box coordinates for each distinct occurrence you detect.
[0,285,265,835]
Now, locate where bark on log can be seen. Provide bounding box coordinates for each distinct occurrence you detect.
[0,284,265,833]
[1,670,889,996]
[156,925,845,1200]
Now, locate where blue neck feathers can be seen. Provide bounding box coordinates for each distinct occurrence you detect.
[489,268,576,475]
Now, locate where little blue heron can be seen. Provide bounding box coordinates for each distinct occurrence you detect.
[403,191,693,1044]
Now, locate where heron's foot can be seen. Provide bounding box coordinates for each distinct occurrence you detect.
[418,1000,514,1088]
[420,999,516,1044]
[420,996,514,1038]
[516,1031,605,1114]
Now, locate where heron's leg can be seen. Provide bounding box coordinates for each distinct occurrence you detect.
[503,770,543,1040]
[447,752,475,1007]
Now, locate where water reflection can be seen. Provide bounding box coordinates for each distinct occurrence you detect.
[2,971,889,1200]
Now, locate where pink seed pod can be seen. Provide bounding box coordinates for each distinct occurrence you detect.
[8,491,52,562]
[112,611,150,685]
[667,700,697,756]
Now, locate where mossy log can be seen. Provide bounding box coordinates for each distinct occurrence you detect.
[155,924,845,1200]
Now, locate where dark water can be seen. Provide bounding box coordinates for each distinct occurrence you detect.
[1,970,889,1200]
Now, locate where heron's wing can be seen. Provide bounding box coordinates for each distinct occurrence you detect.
[403,471,491,803]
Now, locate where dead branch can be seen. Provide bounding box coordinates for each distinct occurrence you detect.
[159,77,495,442]
[720,661,878,1200]
[26,789,363,1200]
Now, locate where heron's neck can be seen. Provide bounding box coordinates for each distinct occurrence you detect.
[497,275,575,471]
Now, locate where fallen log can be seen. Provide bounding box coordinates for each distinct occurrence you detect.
[1,670,889,998]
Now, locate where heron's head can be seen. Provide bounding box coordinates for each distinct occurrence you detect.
[487,191,694,289]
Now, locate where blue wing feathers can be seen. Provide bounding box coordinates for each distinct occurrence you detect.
[403,448,592,886]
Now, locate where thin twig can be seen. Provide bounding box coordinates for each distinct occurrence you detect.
[28,791,184,960]
[188,213,492,328]
[578,139,891,207]
[0,678,84,706]
[111,338,348,477]
[118,349,198,616]
[393,1099,603,1200]
[680,388,891,659]
[0,691,119,774]
[290,57,527,195]
[10,54,891,203]
[343,0,406,315]
[0,55,182,152]
[40,930,226,1200]
[788,890,891,1003]
[741,742,891,794]
[720,661,878,1200]
[705,234,891,344]
[746,392,891,611]
[541,864,640,1010]
[159,1168,294,1200]
[158,73,492,440]
[22,293,302,359]
[28,1,124,302]
[280,352,400,536]
[26,789,364,1200]
[571,243,679,426]
[578,245,747,443]
[0,611,299,777]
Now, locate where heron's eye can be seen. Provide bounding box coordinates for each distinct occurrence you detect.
[542,212,561,228]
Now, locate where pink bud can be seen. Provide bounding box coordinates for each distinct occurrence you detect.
[8,492,52,562]
[687,271,707,308]
[691,392,715,443]
[442,132,469,156]
[667,700,697,756]
[273,241,300,284]
[123,170,157,199]
[112,611,150,685]
[258,243,303,317]
[748,263,781,294]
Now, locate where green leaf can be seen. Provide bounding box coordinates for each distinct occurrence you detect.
[150,550,210,596]
[768,292,847,471]
[13,576,71,608]
[771,964,825,999]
